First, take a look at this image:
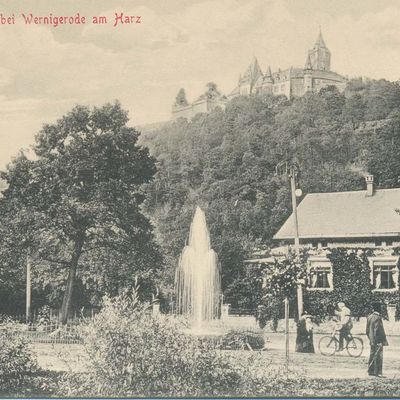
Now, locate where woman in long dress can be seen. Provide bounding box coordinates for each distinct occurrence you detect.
[296,312,315,353]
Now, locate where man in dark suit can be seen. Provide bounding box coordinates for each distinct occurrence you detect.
[366,302,388,377]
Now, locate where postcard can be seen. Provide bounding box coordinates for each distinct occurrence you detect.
[0,0,399,398]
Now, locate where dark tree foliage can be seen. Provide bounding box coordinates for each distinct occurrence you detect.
[0,102,163,322]
[141,79,400,307]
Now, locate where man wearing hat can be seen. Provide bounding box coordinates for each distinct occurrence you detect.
[366,302,388,377]
[336,302,352,351]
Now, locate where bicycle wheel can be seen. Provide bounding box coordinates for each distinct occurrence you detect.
[319,336,338,356]
[346,337,363,358]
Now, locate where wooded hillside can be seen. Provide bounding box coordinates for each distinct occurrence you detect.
[141,78,400,307]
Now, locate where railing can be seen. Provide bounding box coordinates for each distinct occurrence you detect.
[2,320,82,344]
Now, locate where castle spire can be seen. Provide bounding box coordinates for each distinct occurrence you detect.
[305,54,312,70]
[308,28,331,71]
[315,28,327,48]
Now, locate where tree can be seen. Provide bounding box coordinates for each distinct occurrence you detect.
[175,88,189,107]
[0,102,162,323]
[356,112,400,188]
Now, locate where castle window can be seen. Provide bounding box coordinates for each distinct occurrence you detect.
[307,257,333,291]
[369,257,399,291]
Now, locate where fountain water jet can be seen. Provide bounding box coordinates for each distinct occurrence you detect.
[175,206,221,328]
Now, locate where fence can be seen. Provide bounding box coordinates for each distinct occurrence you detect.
[2,320,82,344]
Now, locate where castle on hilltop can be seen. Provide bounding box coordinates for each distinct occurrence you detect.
[172,30,347,120]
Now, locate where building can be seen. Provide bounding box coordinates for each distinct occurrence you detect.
[272,176,400,314]
[274,175,400,249]
[172,30,347,120]
[229,30,347,99]
[171,83,228,121]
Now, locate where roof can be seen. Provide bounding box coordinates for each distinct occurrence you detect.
[241,56,263,84]
[273,188,400,240]
[315,30,327,48]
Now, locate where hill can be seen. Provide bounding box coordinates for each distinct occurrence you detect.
[141,78,400,307]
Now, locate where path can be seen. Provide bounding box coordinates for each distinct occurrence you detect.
[264,332,400,379]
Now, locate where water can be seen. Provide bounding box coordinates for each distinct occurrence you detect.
[175,206,221,328]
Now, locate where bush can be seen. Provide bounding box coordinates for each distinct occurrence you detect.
[0,325,38,392]
[223,329,265,350]
[58,288,242,397]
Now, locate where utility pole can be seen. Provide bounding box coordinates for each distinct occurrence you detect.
[289,165,303,318]
[26,252,31,323]
[276,161,303,318]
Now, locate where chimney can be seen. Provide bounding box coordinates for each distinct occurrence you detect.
[365,175,374,196]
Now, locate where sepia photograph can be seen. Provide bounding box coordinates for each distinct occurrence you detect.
[0,0,399,397]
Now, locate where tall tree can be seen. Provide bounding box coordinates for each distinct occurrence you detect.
[0,102,162,323]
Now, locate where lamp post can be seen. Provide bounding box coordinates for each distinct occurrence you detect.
[26,252,31,323]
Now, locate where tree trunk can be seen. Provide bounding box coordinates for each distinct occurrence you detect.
[60,234,85,325]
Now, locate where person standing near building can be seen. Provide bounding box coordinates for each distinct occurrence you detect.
[296,311,315,353]
[366,302,388,377]
[335,302,352,351]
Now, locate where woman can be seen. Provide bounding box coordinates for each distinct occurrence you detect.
[296,311,315,353]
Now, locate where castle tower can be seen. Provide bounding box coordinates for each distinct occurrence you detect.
[307,29,331,71]
[303,54,313,93]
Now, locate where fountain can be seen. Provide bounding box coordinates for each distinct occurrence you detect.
[175,206,221,328]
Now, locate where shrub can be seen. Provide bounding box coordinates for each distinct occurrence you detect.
[223,329,265,350]
[58,288,242,397]
[0,325,38,392]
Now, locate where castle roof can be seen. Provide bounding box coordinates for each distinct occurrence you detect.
[241,56,263,84]
[315,30,327,48]
[274,188,400,240]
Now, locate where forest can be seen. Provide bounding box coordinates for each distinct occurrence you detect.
[141,77,400,309]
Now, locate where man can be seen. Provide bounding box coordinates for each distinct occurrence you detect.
[366,302,388,377]
[335,302,352,351]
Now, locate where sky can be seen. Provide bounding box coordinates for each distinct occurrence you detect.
[0,0,399,168]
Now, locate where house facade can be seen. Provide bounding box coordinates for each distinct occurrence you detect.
[273,176,400,295]
[245,176,400,321]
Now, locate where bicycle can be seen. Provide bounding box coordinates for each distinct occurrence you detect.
[318,325,364,357]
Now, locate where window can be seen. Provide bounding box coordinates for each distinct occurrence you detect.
[307,258,333,290]
[369,257,399,291]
